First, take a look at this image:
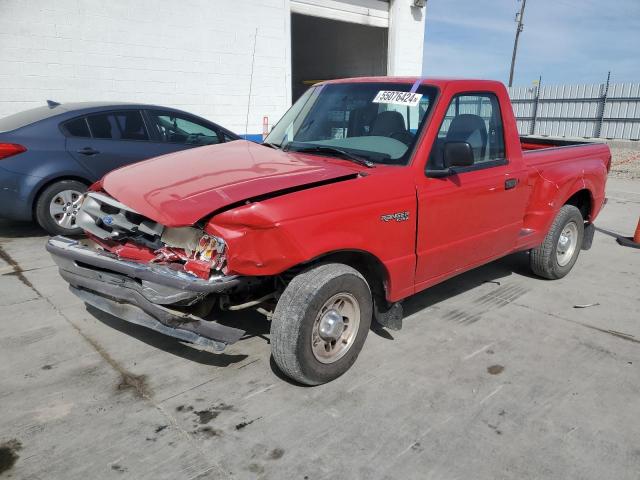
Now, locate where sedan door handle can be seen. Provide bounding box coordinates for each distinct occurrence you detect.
[505,178,518,190]
[77,147,100,156]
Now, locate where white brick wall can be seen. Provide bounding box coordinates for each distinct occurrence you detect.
[0,0,292,135]
[0,0,425,134]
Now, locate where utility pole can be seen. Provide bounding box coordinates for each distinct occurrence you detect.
[508,0,527,87]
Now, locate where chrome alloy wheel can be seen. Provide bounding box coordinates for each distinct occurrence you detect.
[311,293,361,364]
[556,221,579,267]
[49,190,83,230]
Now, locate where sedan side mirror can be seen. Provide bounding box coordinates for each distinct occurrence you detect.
[425,141,475,178]
[443,141,474,168]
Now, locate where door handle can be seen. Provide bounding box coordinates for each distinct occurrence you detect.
[77,147,100,156]
[505,178,518,190]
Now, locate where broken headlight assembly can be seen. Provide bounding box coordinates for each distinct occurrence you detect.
[194,233,227,270]
[159,227,228,278]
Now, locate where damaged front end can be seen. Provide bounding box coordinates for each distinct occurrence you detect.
[76,191,228,278]
[47,192,269,351]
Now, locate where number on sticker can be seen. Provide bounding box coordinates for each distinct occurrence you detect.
[373,91,423,107]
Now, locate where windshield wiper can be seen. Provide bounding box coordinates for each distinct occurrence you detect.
[286,145,376,168]
[261,142,281,149]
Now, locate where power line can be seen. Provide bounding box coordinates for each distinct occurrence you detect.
[508,0,527,87]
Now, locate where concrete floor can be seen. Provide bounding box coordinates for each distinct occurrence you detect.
[0,178,638,480]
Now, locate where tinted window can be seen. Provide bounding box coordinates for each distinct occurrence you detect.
[148,111,220,145]
[0,105,64,133]
[63,117,90,137]
[87,111,149,141]
[429,93,505,167]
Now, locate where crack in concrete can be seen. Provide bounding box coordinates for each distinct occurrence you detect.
[512,300,640,345]
[0,243,152,399]
[0,264,56,276]
[0,244,39,292]
[0,244,227,478]
[573,322,639,344]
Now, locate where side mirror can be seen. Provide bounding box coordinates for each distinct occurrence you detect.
[425,141,474,178]
[443,141,474,167]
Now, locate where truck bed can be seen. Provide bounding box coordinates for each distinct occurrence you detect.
[520,136,611,171]
[520,136,597,151]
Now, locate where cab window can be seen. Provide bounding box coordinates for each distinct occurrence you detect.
[429,93,505,168]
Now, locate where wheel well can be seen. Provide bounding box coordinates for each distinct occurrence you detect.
[564,189,592,220]
[304,250,390,304]
[31,176,91,213]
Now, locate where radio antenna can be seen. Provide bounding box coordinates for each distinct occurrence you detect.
[244,28,258,139]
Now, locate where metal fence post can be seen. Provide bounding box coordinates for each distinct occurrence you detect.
[530,75,541,135]
[594,71,611,138]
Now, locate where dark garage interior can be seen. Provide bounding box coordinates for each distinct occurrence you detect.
[290,13,388,102]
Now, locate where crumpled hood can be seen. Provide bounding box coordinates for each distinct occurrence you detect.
[102,140,359,226]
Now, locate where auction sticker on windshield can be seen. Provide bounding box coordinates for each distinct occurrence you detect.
[373,91,423,107]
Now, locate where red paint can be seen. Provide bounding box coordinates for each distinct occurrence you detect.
[113,242,157,262]
[96,78,609,301]
[87,178,103,192]
[154,247,188,263]
[521,142,550,151]
[102,140,358,227]
[184,259,212,279]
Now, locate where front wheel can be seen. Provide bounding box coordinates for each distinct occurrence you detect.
[530,205,584,279]
[270,263,372,385]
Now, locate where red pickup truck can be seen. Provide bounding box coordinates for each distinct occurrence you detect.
[47,78,610,385]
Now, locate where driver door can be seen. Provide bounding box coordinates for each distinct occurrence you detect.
[414,92,528,290]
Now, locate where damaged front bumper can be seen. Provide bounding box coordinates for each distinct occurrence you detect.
[46,236,245,351]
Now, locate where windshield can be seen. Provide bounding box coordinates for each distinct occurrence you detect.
[265,82,438,165]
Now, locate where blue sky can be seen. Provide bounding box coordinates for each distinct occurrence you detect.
[422,0,640,86]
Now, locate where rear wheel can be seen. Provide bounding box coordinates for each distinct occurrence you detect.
[271,263,372,385]
[530,205,584,279]
[35,180,87,236]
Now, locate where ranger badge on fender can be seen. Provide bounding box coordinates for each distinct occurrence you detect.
[380,211,409,223]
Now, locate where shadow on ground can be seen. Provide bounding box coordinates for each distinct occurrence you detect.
[81,251,535,373]
[0,220,47,239]
[87,305,249,367]
[402,251,533,316]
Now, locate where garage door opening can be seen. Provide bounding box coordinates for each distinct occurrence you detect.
[291,13,388,102]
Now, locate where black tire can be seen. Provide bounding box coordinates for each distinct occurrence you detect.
[530,205,584,279]
[35,179,87,236]
[271,263,373,385]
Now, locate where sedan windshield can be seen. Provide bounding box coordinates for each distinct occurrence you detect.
[265,82,438,165]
